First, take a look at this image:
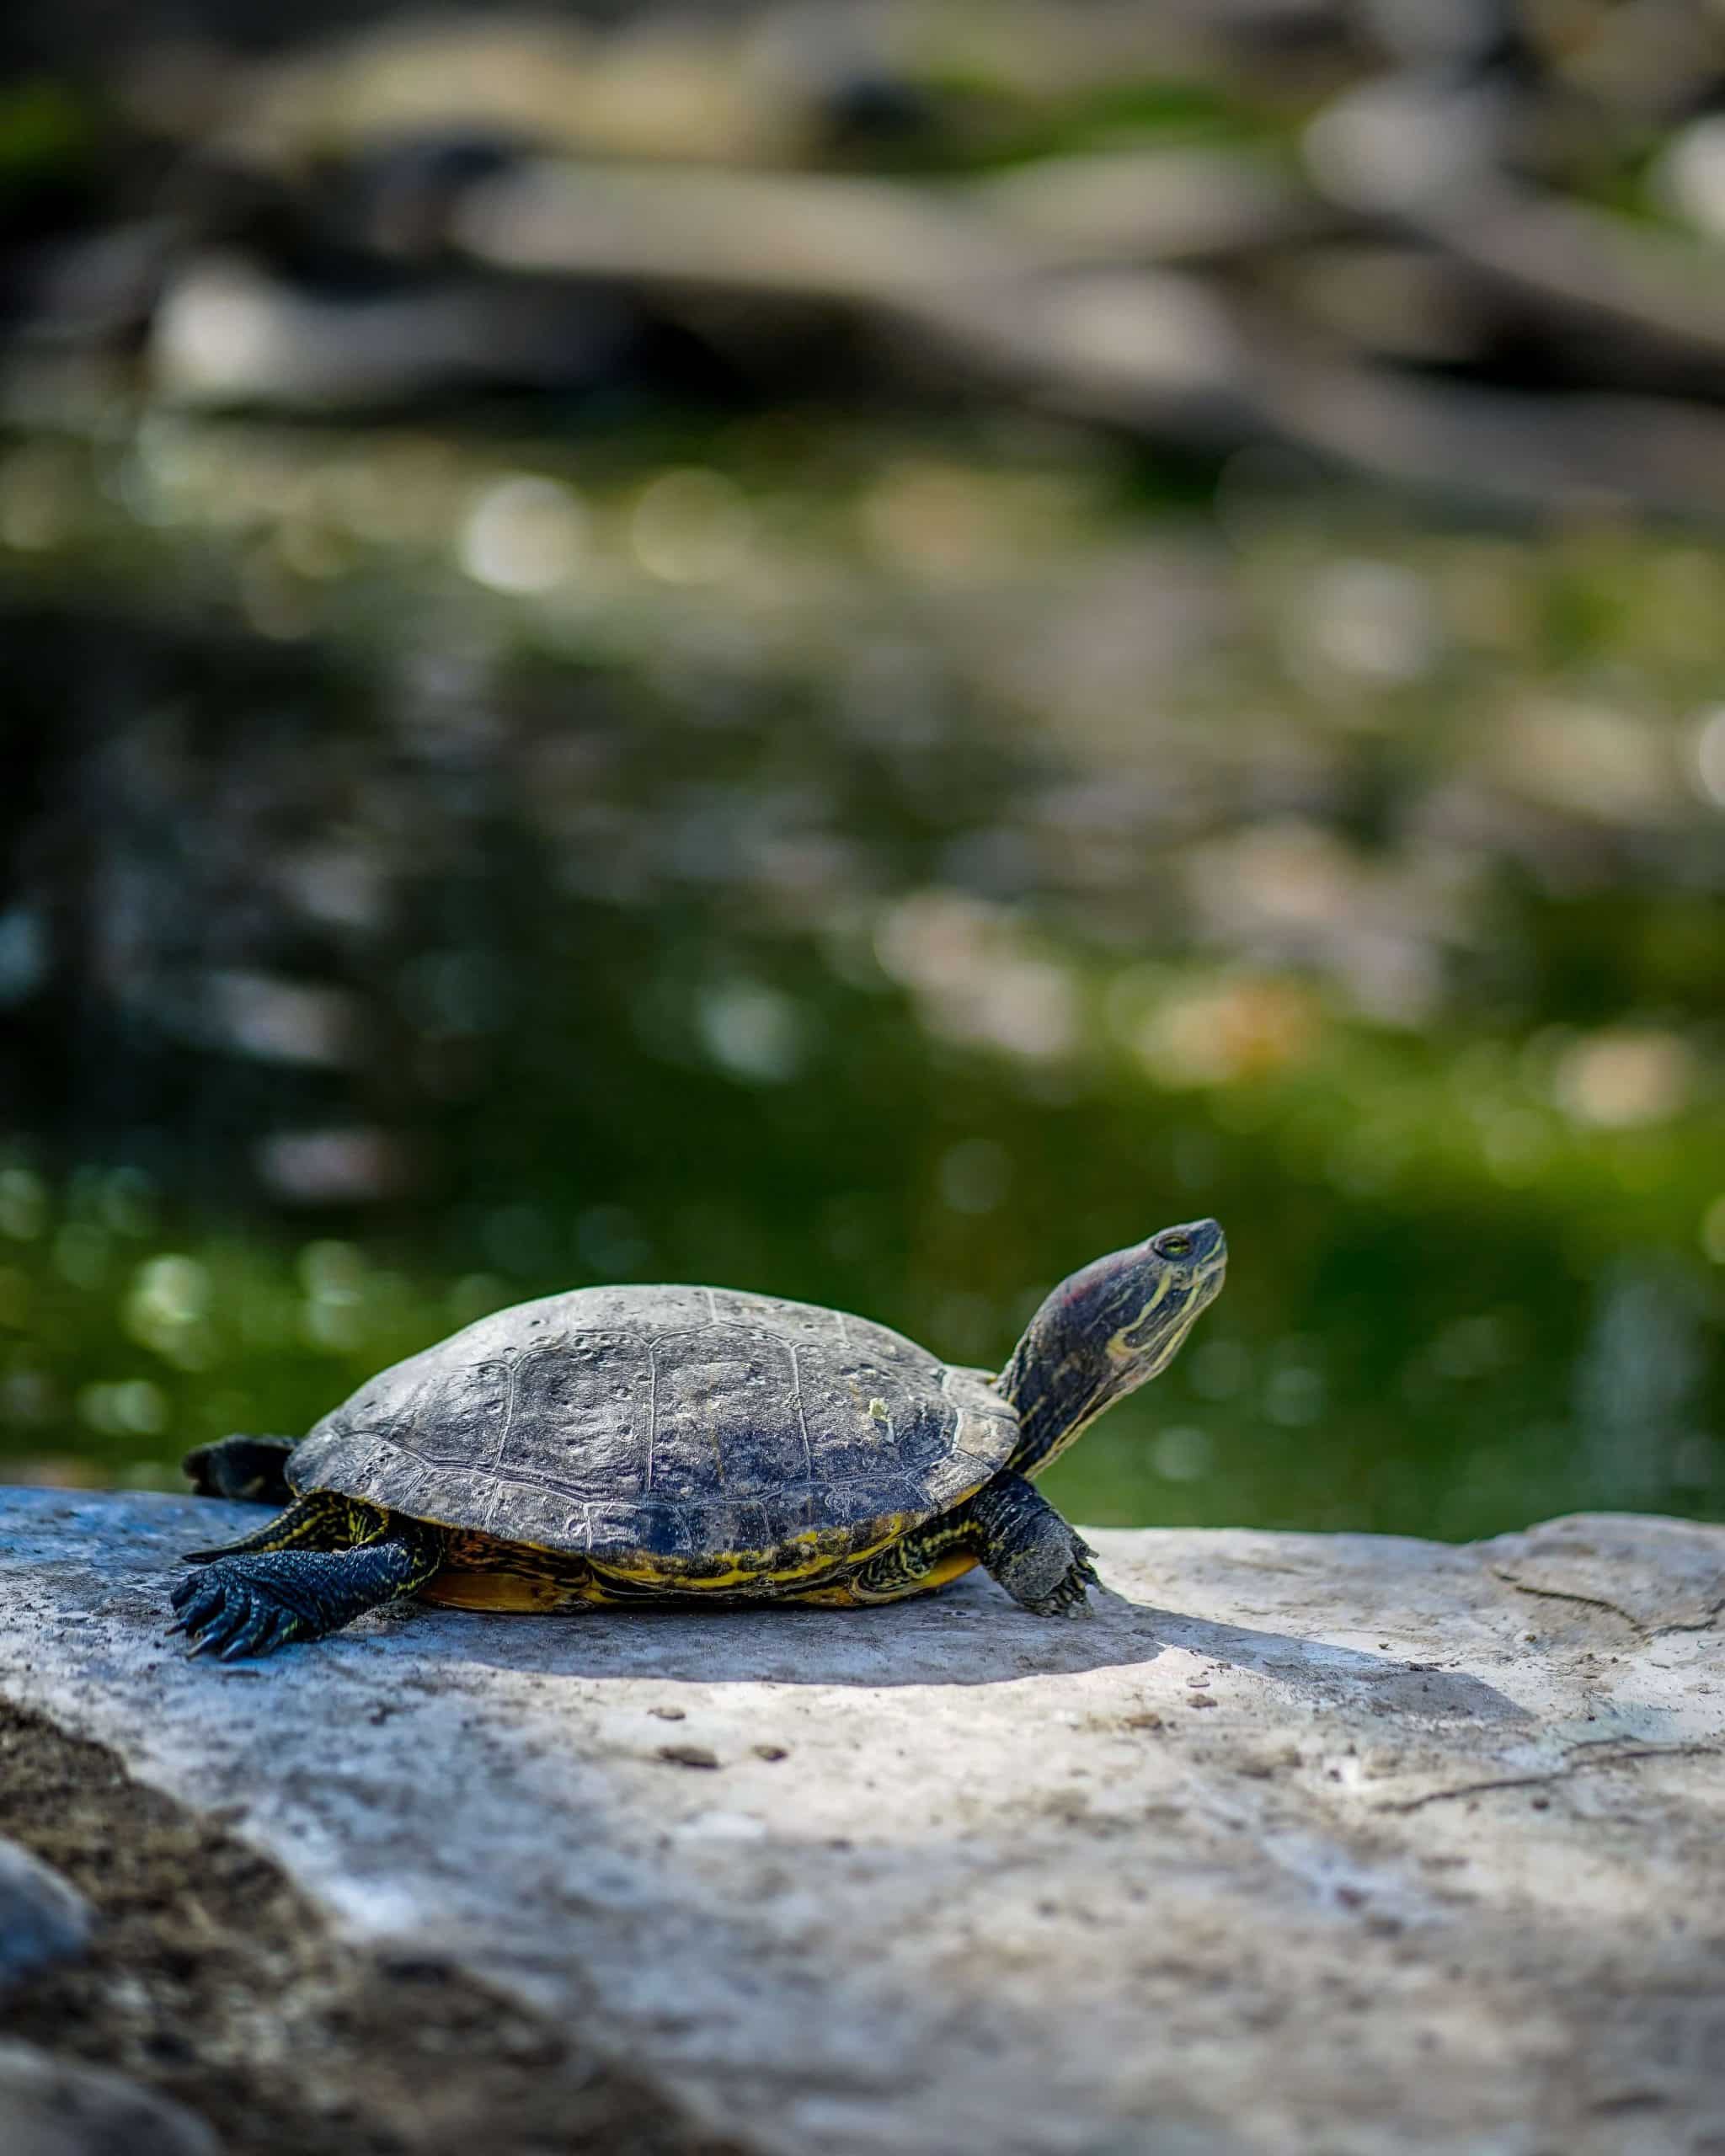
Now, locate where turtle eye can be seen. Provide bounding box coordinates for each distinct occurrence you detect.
[1157,1231,1192,1258]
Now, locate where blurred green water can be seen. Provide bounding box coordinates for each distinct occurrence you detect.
[1,414,1722,1539]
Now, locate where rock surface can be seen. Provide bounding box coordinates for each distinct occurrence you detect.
[0,2041,221,2156]
[0,1837,92,1987]
[1,1486,1722,2156]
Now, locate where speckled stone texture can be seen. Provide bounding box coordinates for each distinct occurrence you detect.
[1,1487,1722,2156]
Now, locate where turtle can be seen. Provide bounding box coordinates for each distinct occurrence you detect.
[169,1216,1226,1659]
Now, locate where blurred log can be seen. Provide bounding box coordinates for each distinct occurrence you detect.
[149,251,634,408]
[964,146,1321,266]
[1252,359,1725,520]
[1306,74,1725,370]
[14,12,1725,518]
[452,158,1016,307]
[1414,182,1725,371]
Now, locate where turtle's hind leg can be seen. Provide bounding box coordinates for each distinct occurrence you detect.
[180,1490,386,1566]
[182,1433,297,1504]
[170,1518,444,1661]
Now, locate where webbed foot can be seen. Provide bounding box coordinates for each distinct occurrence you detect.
[970,1473,1099,1618]
[168,1526,443,1660]
[1019,1536,1099,1617]
[169,1555,318,1660]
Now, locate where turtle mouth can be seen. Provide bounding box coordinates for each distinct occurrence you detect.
[1187,1221,1227,1305]
[1182,1266,1225,1329]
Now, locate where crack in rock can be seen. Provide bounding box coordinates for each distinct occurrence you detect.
[1376,1742,1720,1814]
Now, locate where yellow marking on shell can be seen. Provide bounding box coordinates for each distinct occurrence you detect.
[762,1550,980,1609]
[413,1509,976,1611]
[457,1510,898,1577]
[423,1556,982,1612]
[586,1521,916,1593]
[410,1512,926,1600]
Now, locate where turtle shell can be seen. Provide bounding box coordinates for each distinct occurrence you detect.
[286,1283,1017,1582]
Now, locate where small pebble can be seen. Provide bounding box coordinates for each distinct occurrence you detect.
[0,1837,93,1986]
[1187,1694,1219,1710]
[0,2039,220,2156]
[649,1705,686,1721]
[658,1743,720,1769]
[754,1744,788,1762]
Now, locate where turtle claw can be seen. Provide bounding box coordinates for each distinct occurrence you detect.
[170,1570,223,1630]
[1024,1560,1096,1619]
[190,1598,253,1659]
[170,1559,303,1662]
[218,1599,298,1662]
[1030,1530,1100,1617]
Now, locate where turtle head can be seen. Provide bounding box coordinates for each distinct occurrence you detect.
[999,1219,1226,1471]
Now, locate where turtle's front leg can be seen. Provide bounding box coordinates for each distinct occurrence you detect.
[967,1471,1098,1616]
[169,1521,444,1661]
[852,1471,1097,1615]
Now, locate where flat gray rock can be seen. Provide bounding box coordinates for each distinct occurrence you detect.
[1483,1511,1725,1632]
[0,1838,92,1987]
[0,2041,220,2156]
[2,1486,1722,2156]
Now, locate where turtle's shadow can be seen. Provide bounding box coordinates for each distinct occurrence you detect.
[150,1493,1526,1721]
[376,1571,1530,1724]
